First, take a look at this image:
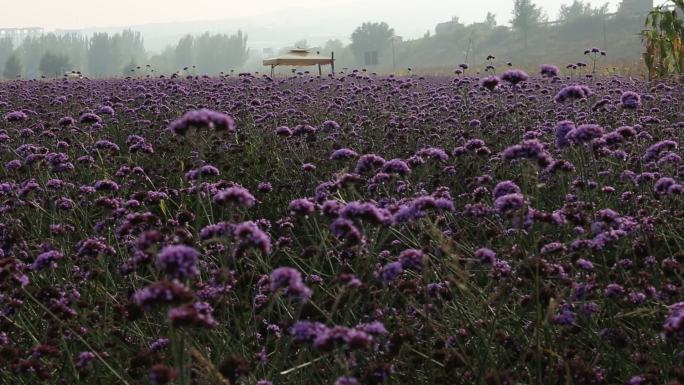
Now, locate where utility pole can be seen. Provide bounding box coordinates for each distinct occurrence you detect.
[331,51,335,75]
[317,50,322,76]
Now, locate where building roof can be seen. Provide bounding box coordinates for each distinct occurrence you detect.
[263,49,333,66]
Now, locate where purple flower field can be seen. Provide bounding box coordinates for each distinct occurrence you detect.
[0,69,683,384]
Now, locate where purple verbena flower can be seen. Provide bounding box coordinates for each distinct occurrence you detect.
[540,64,560,77]
[4,110,28,122]
[554,85,592,103]
[474,248,497,264]
[494,193,526,214]
[398,249,424,270]
[31,250,64,270]
[501,69,529,85]
[213,186,256,207]
[155,245,200,279]
[289,198,316,216]
[168,109,236,135]
[492,181,521,199]
[234,221,271,256]
[554,120,575,149]
[381,262,403,283]
[479,76,500,91]
[620,91,641,109]
[331,148,358,160]
[168,301,217,328]
[270,267,312,299]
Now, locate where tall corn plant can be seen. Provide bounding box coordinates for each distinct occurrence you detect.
[641,0,684,80]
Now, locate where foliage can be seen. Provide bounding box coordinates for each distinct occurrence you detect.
[350,22,395,65]
[323,39,345,54]
[174,35,195,71]
[0,36,14,77]
[39,52,71,77]
[511,0,546,48]
[558,0,609,22]
[484,12,498,28]
[113,30,147,72]
[641,0,684,79]
[173,32,249,75]
[3,53,22,78]
[18,33,87,78]
[87,30,145,78]
[87,33,120,77]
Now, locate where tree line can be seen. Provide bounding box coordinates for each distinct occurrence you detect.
[321,0,645,73]
[0,30,249,79]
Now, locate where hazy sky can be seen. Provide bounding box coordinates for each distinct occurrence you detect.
[1,0,618,36]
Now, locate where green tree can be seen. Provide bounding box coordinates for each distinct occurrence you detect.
[224,30,249,70]
[194,31,248,75]
[511,0,545,48]
[39,52,71,77]
[323,39,344,54]
[322,39,352,68]
[484,12,497,28]
[350,22,395,65]
[149,46,176,74]
[558,1,609,22]
[559,0,593,21]
[175,35,195,70]
[88,33,119,77]
[3,54,22,79]
[641,1,684,79]
[19,36,43,78]
[0,37,13,76]
[58,33,88,74]
[114,30,146,71]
